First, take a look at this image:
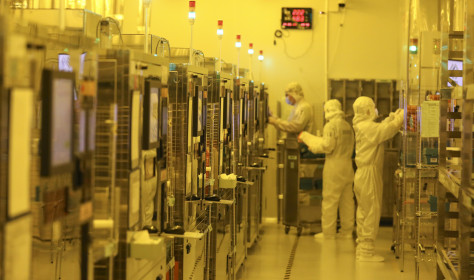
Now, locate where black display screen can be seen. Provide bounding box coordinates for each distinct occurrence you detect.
[281,7,313,29]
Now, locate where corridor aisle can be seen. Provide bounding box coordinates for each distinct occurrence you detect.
[238,223,435,280]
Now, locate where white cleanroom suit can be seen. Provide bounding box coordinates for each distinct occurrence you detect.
[141,150,158,230]
[298,99,355,239]
[268,82,314,136]
[352,96,404,262]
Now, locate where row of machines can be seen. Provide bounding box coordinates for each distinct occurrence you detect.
[0,9,269,280]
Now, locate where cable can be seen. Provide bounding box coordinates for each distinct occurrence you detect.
[96,17,124,47]
[155,37,171,58]
[327,7,347,72]
[274,28,315,60]
[106,17,124,46]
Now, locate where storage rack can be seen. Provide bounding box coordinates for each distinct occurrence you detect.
[436,0,474,279]
[396,1,440,279]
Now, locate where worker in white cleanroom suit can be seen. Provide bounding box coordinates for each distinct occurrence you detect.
[298,99,355,239]
[352,96,404,262]
[268,82,314,136]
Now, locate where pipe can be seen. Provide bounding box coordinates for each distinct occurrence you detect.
[144,4,149,53]
[59,0,65,30]
[189,24,194,65]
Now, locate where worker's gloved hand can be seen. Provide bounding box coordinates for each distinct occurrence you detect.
[268,116,277,124]
[388,112,396,121]
[393,108,405,127]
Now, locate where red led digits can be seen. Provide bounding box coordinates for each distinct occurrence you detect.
[282,8,311,29]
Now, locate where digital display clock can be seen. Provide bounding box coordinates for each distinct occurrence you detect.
[281,7,313,30]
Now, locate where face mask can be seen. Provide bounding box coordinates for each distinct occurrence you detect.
[286,96,293,105]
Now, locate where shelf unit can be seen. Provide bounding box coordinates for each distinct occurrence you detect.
[436,98,473,280]
[393,165,438,272]
[435,0,474,280]
[396,1,446,278]
[328,79,400,220]
[328,79,400,126]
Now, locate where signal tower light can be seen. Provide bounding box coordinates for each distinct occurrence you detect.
[258,50,264,61]
[189,1,196,21]
[235,35,241,48]
[217,20,223,36]
[248,43,254,55]
[409,38,418,54]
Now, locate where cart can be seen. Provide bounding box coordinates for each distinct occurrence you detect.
[278,138,324,236]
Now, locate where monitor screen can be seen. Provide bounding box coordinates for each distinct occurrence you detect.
[192,86,204,137]
[41,69,75,176]
[197,87,203,133]
[52,78,74,166]
[59,53,86,75]
[58,54,73,72]
[79,52,86,76]
[158,96,168,162]
[149,87,159,144]
[131,90,140,168]
[226,90,232,128]
[143,80,161,150]
[448,59,463,87]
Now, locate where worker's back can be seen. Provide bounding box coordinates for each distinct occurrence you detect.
[326,116,354,161]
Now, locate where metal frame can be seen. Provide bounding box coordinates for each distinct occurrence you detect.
[166,48,211,280]
[436,0,474,279]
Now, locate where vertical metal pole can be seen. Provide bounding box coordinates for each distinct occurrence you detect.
[144,5,149,54]
[189,24,194,65]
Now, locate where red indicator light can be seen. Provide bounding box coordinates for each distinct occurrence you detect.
[259,50,263,55]
[218,20,223,26]
[249,43,253,48]
[237,34,241,40]
[189,1,195,7]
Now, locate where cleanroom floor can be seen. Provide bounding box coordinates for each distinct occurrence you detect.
[237,223,435,280]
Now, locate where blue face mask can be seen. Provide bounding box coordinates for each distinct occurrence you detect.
[286,96,293,105]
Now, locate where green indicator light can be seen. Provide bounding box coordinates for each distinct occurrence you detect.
[409,45,417,53]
